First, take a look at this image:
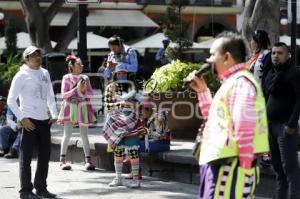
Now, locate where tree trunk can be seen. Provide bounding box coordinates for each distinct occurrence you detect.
[54,10,78,52]
[242,0,280,46]
[20,0,76,53]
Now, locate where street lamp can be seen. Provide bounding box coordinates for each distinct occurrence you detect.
[280,18,288,25]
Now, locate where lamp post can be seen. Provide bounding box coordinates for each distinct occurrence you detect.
[65,0,101,72]
[77,4,89,72]
[291,0,297,67]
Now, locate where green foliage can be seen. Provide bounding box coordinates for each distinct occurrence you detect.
[0,54,21,84]
[147,60,220,92]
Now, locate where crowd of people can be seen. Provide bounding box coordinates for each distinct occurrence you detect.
[1,31,300,199]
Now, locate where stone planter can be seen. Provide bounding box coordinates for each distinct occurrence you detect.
[150,91,202,140]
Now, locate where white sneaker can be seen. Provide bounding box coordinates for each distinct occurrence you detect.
[128,180,140,188]
[108,177,123,187]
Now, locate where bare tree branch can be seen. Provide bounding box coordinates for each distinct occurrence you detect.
[54,10,78,52]
[20,0,79,53]
[45,0,64,24]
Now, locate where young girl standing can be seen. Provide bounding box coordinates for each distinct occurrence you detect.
[58,55,96,170]
[103,63,143,188]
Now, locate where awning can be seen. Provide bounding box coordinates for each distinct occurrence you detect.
[280,35,300,46]
[196,38,216,49]
[68,32,130,49]
[51,10,159,27]
[131,33,206,49]
[0,32,56,49]
[68,32,109,49]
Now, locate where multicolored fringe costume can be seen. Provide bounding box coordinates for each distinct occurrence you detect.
[58,73,96,170]
[199,158,259,199]
[139,111,171,153]
[197,64,269,199]
[103,109,144,148]
[58,74,96,125]
[103,81,143,184]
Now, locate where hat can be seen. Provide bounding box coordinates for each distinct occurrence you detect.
[115,63,128,73]
[22,46,41,59]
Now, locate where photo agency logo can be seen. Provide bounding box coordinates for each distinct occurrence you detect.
[51,72,264,127]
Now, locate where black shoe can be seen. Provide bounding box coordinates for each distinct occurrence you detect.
[20,192,42,199]
[4,148,18,159]
[36,190,57,198]
[0,148,9,157]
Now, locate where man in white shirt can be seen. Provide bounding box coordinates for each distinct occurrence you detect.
[7,46,58,199]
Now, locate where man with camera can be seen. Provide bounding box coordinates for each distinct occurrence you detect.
[187,32,269,199]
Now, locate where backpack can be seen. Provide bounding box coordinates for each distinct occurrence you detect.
[126,47,147,88]
[126,47,144,68]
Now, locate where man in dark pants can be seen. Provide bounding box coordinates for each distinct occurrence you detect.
[263,42,300,199]
[7,46,58,199]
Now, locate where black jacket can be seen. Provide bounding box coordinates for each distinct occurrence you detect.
[262,60,300,128]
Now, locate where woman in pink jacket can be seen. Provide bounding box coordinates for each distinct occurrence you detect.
[58,55,96,170]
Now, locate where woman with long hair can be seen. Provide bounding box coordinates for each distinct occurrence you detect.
[246,30,271,83]
[100,35,138,79]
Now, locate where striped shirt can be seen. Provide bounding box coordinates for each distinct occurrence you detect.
[197,63,256,169]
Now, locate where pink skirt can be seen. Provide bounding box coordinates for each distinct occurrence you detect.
[58,100,96,125]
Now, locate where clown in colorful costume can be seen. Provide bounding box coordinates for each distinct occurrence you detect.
[58,73,95,125]
[103,63,143,188]
[58,55,96,171]
[187,32,269,199]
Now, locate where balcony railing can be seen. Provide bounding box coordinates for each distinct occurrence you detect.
[136,0,234,6]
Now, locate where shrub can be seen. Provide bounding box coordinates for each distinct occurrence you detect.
[147,60,220,93]
[0,54,21,84]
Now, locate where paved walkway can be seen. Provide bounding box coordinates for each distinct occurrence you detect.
[0,158,199,199]
[0,158,271,199]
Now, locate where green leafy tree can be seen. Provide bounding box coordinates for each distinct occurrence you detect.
[162,0,192,61]
[4,15,17,56]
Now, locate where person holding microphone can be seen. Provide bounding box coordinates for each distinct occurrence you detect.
[186,32,269,199]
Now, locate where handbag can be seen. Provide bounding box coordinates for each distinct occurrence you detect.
[192,134,201,161]
[192,120,206,161]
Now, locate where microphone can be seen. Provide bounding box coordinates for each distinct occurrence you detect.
[183,63,212,84]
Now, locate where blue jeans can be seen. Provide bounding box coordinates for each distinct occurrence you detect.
[139,140,170,153]
[0,125,20,151]
[12,132,21,151]
[269,122,300,199]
